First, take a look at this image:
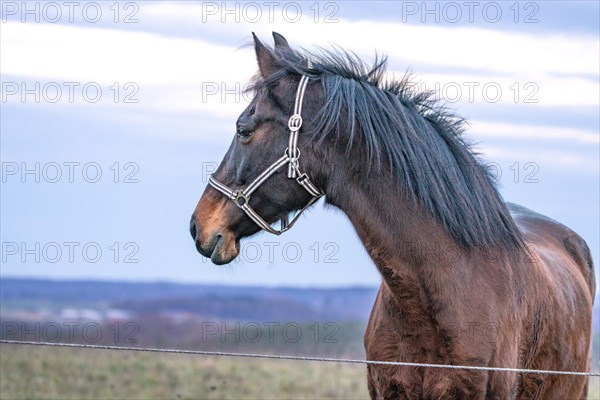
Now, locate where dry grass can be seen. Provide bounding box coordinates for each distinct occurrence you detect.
[1,345,598,399]
[0,345,369,399]
[589,377,600,400]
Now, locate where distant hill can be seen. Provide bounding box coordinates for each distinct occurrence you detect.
[1,277,598,329]
[0,278,378,322]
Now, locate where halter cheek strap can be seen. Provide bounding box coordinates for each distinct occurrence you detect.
[208,75,322,236]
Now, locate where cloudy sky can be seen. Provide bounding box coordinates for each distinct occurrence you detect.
[1,1,598,288]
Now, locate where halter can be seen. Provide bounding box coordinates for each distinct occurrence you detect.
[208,75,322,235]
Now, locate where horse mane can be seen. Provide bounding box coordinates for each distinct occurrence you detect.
[249,45,525,251]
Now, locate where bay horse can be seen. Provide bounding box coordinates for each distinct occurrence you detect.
[190,32,595,399]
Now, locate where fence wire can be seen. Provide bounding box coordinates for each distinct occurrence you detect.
[1,339,598,377]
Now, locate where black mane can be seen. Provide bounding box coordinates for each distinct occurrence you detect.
[250,45,524,251]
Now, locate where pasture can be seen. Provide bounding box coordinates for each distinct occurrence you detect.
[0,345,369,399]
[1,345,598,399]
[2,280,598,398]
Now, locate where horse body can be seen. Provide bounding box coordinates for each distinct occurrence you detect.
[360,202,594,399]
[191,32,595,399]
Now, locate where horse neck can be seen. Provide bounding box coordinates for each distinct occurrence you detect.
[318,157,475,314]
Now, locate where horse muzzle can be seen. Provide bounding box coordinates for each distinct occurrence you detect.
[190,216,240,265]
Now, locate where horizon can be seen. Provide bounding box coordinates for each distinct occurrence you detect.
[0,275,380,290]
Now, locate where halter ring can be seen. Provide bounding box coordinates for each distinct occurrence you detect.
[234,191,249,208]
[285,147,300,160]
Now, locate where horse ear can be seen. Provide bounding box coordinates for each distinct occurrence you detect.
[252,32,277,78]
[272,32,290,50]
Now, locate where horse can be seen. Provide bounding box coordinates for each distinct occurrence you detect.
[190,32,595,399]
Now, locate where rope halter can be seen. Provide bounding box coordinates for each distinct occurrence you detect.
[208,74,322,235]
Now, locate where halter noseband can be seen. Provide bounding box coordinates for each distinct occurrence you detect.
[208,75,322,235]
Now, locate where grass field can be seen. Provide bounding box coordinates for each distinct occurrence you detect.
[0,345,369,399]
[0,345,598,399]
[590,378,600,400]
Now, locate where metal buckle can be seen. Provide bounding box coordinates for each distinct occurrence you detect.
[234,191,249,208]
[288,114,303,131]
[296,173,308,184]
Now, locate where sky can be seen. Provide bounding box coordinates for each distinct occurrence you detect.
[0,1,598,288]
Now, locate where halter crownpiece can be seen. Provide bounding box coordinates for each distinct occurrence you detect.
[208,74,322,235]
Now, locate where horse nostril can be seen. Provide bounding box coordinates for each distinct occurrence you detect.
[212,232,224,248]
[190,216,198,240]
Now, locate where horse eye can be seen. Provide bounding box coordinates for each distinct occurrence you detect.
[249,106,256,116]
[237,127,253,138]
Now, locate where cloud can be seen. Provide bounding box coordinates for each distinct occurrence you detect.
[2,19,598,114]
[0,22,256,85]
[1,15,597,175]
[411,73,599,108]
[140,2,599,76]
[470,121,599,145]
[476,145,598,175]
